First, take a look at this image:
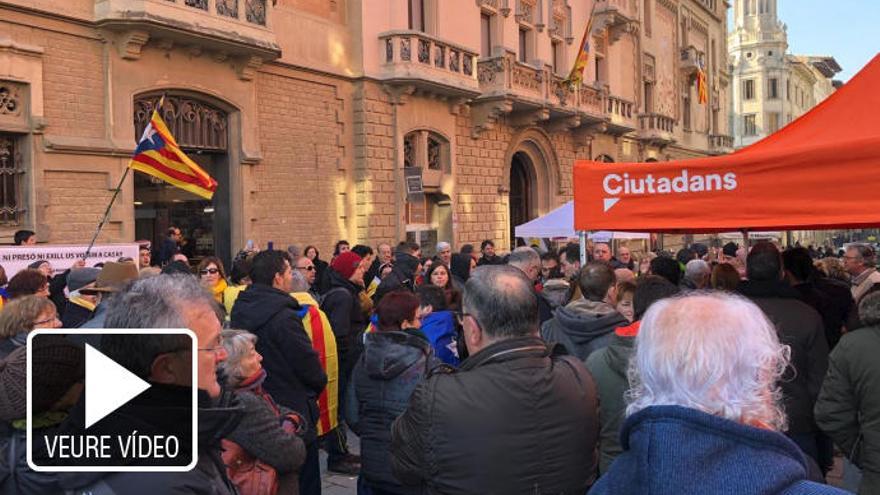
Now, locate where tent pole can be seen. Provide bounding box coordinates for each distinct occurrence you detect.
[579,231,587,265]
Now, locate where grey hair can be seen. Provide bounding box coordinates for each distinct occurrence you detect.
[626,292,790,431]
[287,245,302,261]
[100,274,220,379]
[219,329,258,387]
[463,265,538,339]
[684,259,711,282]
[859,291,880,326]
[290,265,310,293]
[847,244,876,268]
[507,246,541,271]
[436,241,451,252]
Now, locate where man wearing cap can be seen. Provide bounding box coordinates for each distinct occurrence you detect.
[61,267,101,328]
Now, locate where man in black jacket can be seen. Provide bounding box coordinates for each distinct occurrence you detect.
[231,250,327,495]
[737,242,831,475]
[391,265,599,494]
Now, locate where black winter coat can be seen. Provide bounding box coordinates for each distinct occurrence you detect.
[61,300,94,329]
[738,280,829,435]
[373,253,421,304]
[391,336,599,495]
[230,284,328,443]
[346,330,436,494]
[321,269,366,341]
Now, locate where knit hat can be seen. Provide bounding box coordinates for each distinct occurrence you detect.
[330,251,362,280]
[67,267,101,292]
[722,242,739,258]
[0,337,84,421]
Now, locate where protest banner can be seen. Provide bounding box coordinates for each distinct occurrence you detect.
[0,244,139,277]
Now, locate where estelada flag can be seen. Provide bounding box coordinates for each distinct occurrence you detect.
[696,62,708,105]
[128,98,218,200]
[565,3,597,88]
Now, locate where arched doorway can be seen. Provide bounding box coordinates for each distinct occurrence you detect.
[132,94,232,266]
[509,151,535,249]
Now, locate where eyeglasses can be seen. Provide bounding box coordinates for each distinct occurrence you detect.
[295,266,315,272]
[33,315,60,327]
[200,268,220,275]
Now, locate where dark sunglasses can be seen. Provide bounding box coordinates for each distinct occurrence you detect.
[295,266,316,272]
[200,268,220,275]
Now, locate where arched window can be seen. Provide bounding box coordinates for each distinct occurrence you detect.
[403,130,450,172]
[595,154,615,163]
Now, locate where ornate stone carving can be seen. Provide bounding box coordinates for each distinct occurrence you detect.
[511,64,542,92]
[185,0,208,10]
[462,54,473,76]
[116,30,151,60]
[245,0,267,25]
[418,39,430,63]
[216,0,239,18]
[434,45,445,68]
[449,50,460,73]
[477,57,506,84]
[385,39,393,63]
[134,95,228,151]
[235,55,264,81]
[0,84,22,117]
[400,38,411,61]
[471,99,513,137]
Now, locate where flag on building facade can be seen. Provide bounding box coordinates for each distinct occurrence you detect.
[565,3,598,88]
[128,97,218,200]
[696,61,709,105]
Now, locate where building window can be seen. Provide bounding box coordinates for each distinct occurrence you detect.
[743,79,755,100]
[683,94,691,131]
[518,28,529,63]
[644,0,652,38]
[644,81,654,113]
[743,114,757,136]
[767,78,778,99]
[0,134,23,225]
[403,130,450,173]
[552,40,562,75]
[480,13,493,58]
[596,154,615,163]
[595,53,606,84]
[767,112,780,133]
[409,0,425,31]
[786,79,791,101]
[680,17,688,47]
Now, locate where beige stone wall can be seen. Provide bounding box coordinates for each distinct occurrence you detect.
[253,69,350,255]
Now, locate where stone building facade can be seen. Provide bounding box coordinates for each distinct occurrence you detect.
[729,0,840,149]
[0,0,732,263]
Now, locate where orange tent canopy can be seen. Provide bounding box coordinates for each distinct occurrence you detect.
[573,53,880,234]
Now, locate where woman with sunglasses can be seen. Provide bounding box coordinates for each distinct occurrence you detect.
[198,257,229,306]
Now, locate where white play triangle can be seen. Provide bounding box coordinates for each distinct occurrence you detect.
[85,344,152,429]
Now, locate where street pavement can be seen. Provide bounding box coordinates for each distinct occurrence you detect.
[320,430,358,495]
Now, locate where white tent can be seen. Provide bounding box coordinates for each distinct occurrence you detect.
[514,201,650,241]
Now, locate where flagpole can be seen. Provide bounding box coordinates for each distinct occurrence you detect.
[84,166,132,261]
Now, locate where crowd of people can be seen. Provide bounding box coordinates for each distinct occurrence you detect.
[1,225,879,494]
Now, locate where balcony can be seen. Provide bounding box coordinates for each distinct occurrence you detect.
[378,30,481,100]
[472,51,609,136]
[605,95,636,135]
[680,45,705,78]
[592,0,638,44]
[709,134,735,155]
[637,113,676,146]
[95,0,280,73]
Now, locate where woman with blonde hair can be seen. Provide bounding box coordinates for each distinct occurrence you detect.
[0,295,60,359]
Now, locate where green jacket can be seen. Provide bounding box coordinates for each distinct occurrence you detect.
[815,325,880,494]
[585,322,638,475]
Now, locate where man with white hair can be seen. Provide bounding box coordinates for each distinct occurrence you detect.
[590,293,848,495]
[682,259,711,290]
[844,244,880,304]
[435,241,452,267]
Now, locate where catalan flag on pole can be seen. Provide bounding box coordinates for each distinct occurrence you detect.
[696,61,709,105]
[128,97,218,200]
[565,3,598,89]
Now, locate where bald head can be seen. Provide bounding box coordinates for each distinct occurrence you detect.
[463,265,538,339]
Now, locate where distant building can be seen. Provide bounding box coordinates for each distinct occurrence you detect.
[729,0,841,149]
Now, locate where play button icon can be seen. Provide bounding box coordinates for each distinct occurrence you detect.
[27,329,197,472]
[84,344,152,429]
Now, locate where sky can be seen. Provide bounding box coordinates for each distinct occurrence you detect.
[730,0,880,81]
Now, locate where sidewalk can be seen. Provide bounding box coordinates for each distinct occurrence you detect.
[320,430,358,495]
